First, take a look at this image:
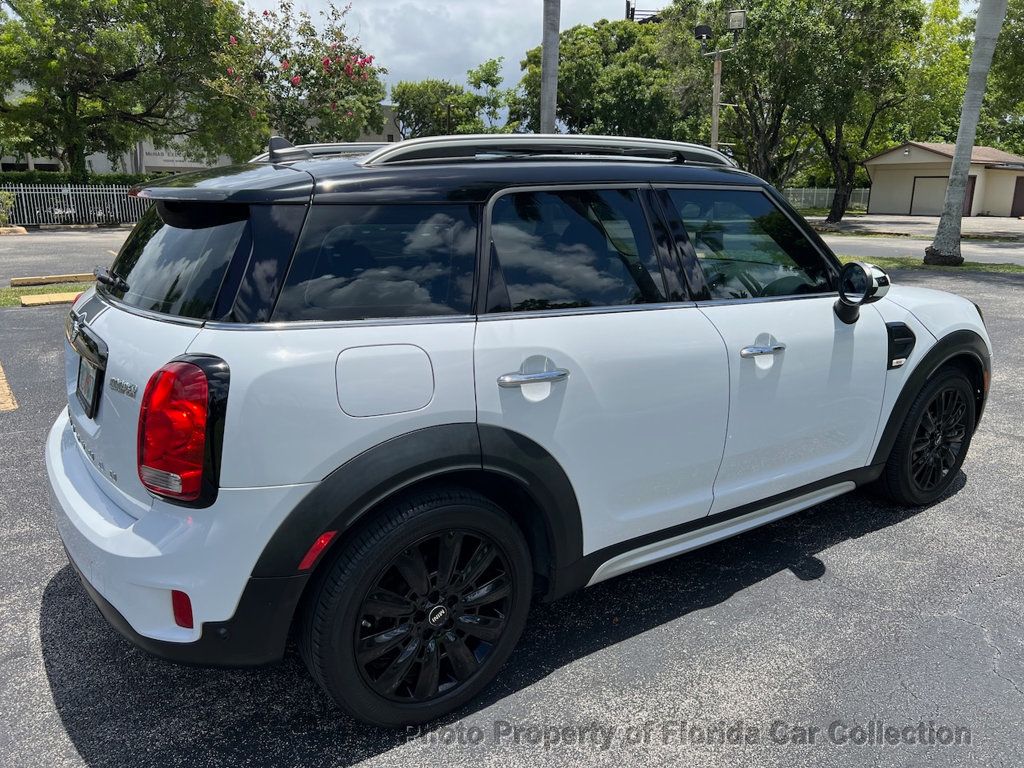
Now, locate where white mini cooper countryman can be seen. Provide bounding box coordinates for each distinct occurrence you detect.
[46,135,992,726]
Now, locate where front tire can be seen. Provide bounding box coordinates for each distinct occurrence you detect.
[299,487,532,727]
[878,367,976,506]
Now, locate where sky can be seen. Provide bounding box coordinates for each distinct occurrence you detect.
[277,0,632,96]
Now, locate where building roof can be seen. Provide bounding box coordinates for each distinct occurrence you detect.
[865,141,1024,166]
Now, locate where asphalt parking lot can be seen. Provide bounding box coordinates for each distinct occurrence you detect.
[0,264,1022,767]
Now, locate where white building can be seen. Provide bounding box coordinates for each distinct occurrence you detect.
[864,142,1024,217]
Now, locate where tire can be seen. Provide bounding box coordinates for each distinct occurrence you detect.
[299,486,532,727]
[877,367,976,506]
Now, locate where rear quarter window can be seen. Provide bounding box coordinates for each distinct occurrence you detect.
[105,202,250,319]
[272,204,479,322]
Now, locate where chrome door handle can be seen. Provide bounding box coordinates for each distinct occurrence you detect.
[497,368,570,388]
[740,343,786,358]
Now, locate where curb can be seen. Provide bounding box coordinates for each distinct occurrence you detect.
[10,273,93,287]
[20,292,80,307]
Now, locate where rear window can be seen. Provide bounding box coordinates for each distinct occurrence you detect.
[272,204,478,322]
[104,202,249,319]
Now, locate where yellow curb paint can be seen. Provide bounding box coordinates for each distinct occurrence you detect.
[20,292,80,307]
[10,273,94,287]
[0,361,17,412]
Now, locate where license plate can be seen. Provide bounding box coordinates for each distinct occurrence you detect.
[76,356,101,418]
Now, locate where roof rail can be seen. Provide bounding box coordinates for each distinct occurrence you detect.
[361,134,736,167]
[251,140,387,163]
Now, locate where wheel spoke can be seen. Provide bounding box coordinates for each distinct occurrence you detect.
[372,636,422,695]
[462,574,511,608]
[414,638,441,700]
[394,547,430,596]
[436,532,464,590]
[363,588,415,618]
[456,541,496,590]
[356,623,412,664]
[456,613,505,642]
[443,632,479,681]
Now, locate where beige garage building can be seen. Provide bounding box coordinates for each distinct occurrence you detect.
[864,142,1024,217]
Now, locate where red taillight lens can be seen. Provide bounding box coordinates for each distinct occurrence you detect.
[138,362,209,501]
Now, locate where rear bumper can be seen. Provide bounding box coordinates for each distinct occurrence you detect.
[46,409,316,665]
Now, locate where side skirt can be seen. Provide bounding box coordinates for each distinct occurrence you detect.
[548,465,883,599]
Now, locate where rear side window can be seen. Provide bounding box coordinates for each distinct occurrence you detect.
[666,188,832,300]
[488,188,664,313]
[273,204,478,322]
[106,202,249,319]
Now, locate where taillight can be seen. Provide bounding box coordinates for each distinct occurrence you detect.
[138,362,209,501]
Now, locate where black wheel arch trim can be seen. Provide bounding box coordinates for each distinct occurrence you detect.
[870,329,990,467]
[249,424,585,597]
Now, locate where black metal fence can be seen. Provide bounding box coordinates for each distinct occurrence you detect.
[0,184,151,226]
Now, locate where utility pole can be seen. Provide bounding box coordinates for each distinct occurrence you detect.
[696,10,746,152]
[540,0,561,133]
[710,52,722,150]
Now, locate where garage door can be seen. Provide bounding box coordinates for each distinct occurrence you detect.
[911,176,975,216]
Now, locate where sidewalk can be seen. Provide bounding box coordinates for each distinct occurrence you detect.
[805,214,1024,241]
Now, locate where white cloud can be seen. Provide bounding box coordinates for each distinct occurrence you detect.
[263,0,630,96]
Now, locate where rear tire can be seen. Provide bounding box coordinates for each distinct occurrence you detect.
[877,367,976,506]
[299,486,532,727]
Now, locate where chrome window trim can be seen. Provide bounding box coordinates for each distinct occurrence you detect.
[92,289,207,327]
[477,301,700,322]
[480,182,674,318]
[201,314,476,332]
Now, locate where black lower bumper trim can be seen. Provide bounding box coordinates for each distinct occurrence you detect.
[67,553,309,667]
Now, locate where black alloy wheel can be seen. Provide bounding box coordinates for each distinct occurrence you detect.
[879,367,976,507]
[299,487,532,727]
[909,386,969,493]
[355,530,513,702]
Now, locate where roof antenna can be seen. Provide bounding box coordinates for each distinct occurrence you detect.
[268,136,312,163]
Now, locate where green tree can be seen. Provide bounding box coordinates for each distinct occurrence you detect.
[391,58,516,139]
[896,0,971,144]
[212,0,386,155]
[797,0,926,222]
[0,0,247,180]
[514,19,699,139]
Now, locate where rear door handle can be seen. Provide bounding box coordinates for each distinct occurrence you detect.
[740,342,786,358]
[497,369,570,388]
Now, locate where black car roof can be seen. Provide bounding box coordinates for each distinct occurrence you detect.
[134,155,767,205]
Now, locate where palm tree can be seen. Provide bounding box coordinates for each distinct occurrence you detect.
[539,0,561,133]
[924,0,1009,265]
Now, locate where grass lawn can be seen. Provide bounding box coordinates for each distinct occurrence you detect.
[0,281,93,308]
[837,255,1024,275]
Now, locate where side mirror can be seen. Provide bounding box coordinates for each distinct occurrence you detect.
[834,261,890,324]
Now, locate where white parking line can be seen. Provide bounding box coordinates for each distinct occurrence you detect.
[0,361,18,412]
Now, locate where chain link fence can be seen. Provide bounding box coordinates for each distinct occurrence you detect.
[781,187,870,211]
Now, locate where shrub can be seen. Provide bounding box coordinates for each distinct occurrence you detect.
[0,191,14,227]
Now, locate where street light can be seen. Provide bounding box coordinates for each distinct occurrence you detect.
[696,9,746,151]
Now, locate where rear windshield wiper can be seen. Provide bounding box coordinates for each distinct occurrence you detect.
[94,266,129,293]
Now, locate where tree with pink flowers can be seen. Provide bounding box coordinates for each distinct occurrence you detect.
[213,0,386,152]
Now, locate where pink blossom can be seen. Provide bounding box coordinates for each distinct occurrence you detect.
[290,75,302,86]
[227,67,234,75]
[263,9,270,16]
[249,109,257,118]
[322,56,331,70]
[281,58,289,70]
[229,35,237,45]
[346,110,353,117]
[344,62,353,76]
[330,101,337,111]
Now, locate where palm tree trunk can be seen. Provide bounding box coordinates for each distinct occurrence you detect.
[924,0,1008,265]
[539,0,561,134]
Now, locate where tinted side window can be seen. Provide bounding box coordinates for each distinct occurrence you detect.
[667,189,832,300]
[489,189,664,312]
[273,204,478,321]
[106,202,249,319]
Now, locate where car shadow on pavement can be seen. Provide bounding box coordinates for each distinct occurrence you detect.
[39,475,965,767]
